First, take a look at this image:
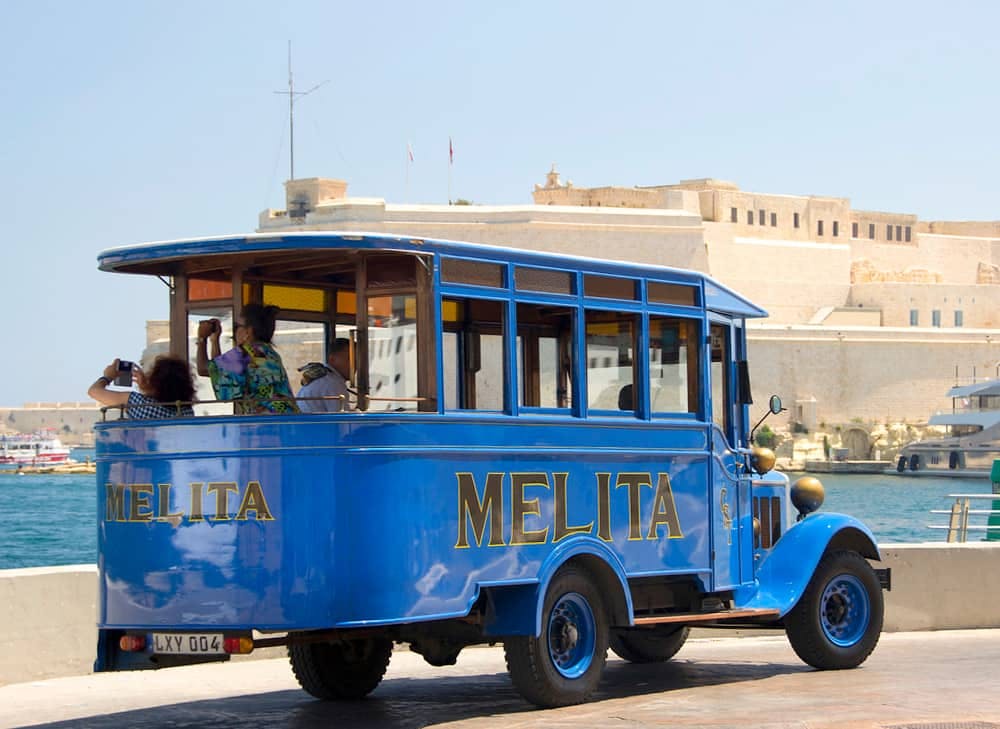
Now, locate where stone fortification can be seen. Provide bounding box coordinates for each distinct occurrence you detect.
[0,403,100,445]
[253,170,1000,425]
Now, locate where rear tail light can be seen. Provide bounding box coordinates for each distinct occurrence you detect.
[223,637,254,654]
[119,634,146,652]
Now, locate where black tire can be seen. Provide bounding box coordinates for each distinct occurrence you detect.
[289,637,393,700]
[785,550,883,670]
[610,626,690,663]
[503,566,609,708]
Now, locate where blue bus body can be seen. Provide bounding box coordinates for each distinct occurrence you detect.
[94,232,887,706]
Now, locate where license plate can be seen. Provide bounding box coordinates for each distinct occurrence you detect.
[152,633,224,655]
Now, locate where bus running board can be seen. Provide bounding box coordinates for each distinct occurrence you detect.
[633,608,780,626]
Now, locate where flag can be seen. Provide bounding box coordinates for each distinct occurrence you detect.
[449,137,454,165]
[407,142,414,162]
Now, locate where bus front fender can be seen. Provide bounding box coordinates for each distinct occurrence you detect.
[735,512,881,617]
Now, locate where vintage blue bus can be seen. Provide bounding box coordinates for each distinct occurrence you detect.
[94,232,889,707]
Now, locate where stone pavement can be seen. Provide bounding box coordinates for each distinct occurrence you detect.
[1,630,999,729]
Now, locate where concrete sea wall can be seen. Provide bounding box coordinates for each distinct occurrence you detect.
[2,543,998,686]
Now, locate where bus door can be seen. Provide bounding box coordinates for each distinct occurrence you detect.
[708,321,751,591]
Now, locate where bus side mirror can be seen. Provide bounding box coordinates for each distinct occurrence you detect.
[769,394,782,415]
[737,360,752,405]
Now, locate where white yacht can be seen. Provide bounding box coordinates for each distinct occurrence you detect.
[897,379,1000,474]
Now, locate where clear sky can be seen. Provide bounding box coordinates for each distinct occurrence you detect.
[1,0,998,405]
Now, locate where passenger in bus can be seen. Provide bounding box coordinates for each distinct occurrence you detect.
[195,304,299,414]
[88,355,196,419]
[296,338,353,412]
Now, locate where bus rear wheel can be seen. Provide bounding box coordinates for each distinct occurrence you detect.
[610,625,689,663]
[784,550,883,670]
[289,636,393,700]
[503,566,609,707]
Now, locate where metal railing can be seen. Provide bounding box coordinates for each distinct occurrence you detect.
[928,493,1000,542]
[98,394,431,421]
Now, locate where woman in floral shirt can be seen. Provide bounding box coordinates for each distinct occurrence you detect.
[196,304,298,414]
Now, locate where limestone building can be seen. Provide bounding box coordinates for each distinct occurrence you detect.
[256,170,1000,430]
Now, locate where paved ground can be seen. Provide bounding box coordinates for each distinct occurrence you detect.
[1,630,999,729]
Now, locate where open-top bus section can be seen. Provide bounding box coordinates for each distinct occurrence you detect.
[95,233,887,708]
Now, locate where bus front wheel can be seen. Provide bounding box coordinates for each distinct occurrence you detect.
[289,636,393,700]
[784,550,883,670]
[503,566,609,707]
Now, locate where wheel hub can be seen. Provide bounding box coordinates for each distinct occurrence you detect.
[820,574,870,647]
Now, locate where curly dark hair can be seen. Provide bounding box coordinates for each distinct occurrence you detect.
[146,355,196,404]
[242,303,281,343]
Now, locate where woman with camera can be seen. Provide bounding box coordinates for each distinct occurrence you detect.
[195,303,298,415]
[88,356,196,419]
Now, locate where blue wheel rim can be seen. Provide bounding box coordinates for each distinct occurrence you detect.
[547,592,596,679]
[820,574,870,647]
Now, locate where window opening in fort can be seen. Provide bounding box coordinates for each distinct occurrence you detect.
[793,212,800,229]
[852,222,859,238]
[869,223,876,239]
[955,310,964,327]
[585,310,636,412]
[832,221,839,237]
[770,212,777,227]
[747,210,753,225]
[817,220,824,236]
[516,303,573,409]
[758,209,765,225]
[905,226,912,242]
[896,225,903,242]
[887,224,893,241]
[932,309,941,328]
[909,309,919,326]
[442,297,505,411]
[649,316,699,415]
[730,207,738,223]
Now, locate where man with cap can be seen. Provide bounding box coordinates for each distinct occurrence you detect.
[297,338,353,413]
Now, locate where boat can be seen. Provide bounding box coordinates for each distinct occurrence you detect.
[0,431,72,467]
[897,379,1000,475]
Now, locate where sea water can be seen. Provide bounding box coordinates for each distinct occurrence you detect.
[0,461,994,570]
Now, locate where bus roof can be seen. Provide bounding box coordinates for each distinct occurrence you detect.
[98,231,767,319]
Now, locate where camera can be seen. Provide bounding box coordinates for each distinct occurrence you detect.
[114,360,134,387]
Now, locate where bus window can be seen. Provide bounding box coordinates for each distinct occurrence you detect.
[649,316,700,415]
[367,294,420,411]
[586,310,637,413]
[516,303,573,409]
[186,308,233,416]
[443,297,505,411]
[272,319,328,394]
[711,323,731,436]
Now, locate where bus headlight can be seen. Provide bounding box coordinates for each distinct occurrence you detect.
[791,476,825,518]
[751,447,776,475]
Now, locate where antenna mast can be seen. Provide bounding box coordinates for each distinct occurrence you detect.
[274,41,328,181]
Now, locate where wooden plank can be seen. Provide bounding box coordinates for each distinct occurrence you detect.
[632,608,780,626]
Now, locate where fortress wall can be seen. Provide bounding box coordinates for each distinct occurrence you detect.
[849,282,1000,328]
[703,229,853,324]
[748,327,998,424]
[262,208,712,275]
[3,543,997,685]
[0,405,101,442]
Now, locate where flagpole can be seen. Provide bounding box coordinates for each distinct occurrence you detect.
[448,136,453,205]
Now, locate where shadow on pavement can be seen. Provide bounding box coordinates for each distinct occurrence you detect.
[24,659,807,728]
